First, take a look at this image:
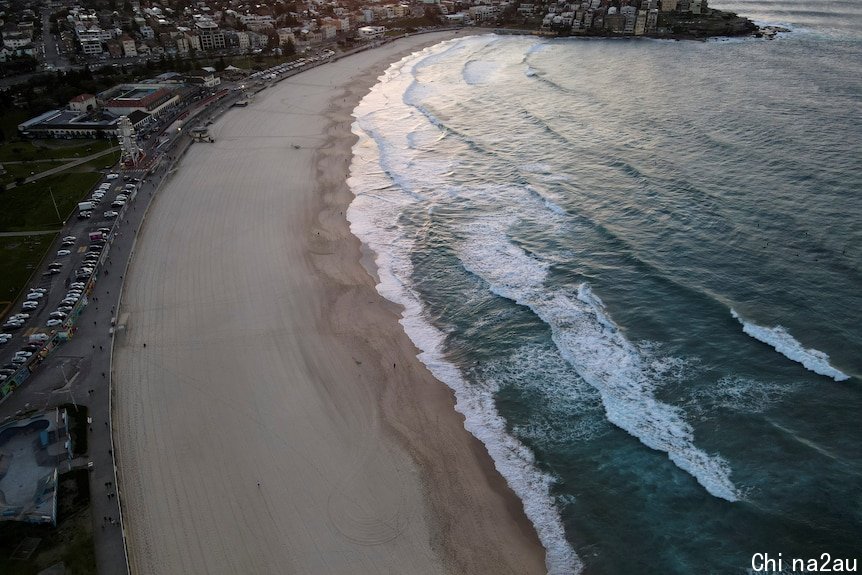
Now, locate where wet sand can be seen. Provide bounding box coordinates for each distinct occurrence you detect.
[113,32,547,574]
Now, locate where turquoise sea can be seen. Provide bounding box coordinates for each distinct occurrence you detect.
[347,1,862,572]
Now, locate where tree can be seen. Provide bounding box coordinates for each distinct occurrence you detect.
[285,38,296,56]
[215,56,227,71]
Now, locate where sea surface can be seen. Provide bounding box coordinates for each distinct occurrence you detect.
[346,2,862,572]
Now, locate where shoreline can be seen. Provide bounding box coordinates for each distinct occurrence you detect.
[113,30,547,574]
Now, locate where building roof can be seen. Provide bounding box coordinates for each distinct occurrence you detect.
[126,110,151,125]
[70,93,96,103]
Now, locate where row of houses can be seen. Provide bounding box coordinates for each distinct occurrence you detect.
[0,19,37,62]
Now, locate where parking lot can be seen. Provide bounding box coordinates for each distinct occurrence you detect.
[0,174,141,389]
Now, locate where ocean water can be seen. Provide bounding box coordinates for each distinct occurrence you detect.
[346,2,862,572]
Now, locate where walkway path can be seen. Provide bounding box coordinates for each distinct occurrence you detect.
[0,230,60,237]
[4,146,120,190]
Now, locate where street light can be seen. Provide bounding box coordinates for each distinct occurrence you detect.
[48,187,65,226]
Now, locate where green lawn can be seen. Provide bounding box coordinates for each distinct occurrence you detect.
[0,234,56,308]
[70,148,121,172]
[0,171,102,232]
[0,139,114,163]
[0,161,63,186]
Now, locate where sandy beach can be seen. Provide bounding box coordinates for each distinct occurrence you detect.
[112,31,547,575]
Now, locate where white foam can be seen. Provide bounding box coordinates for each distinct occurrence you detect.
[731,310,849,381]
[347,42,581,575]
[483,344,608,445]
[456,214,740,502]
[684,376,795,416]
[462,59,503,85]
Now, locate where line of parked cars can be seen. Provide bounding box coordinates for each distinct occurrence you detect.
[1,174,124,382]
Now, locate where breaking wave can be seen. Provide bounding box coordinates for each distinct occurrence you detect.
[731,310,849,381]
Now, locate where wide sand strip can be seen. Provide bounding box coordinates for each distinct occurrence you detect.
[113,32,546,575]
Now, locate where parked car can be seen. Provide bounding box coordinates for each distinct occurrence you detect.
[14,351,33,358]
[57,306,73,314]
[70,282,86,289]
[22,344,40,352]
[61,298,78,306]
[78,211,92,219]
[30,288,47,293]
[57,249,71,256]
[22,301,39,310]
[62,236,76,242]
[61,240,75,247]
[10,313,30,320]
[104,211,119,218]
[98,227,111,234]
[26,293,43,300]
[46,319,63,327]
[106,173,119,180]
[11,356,28,364]
[48,262,62,268]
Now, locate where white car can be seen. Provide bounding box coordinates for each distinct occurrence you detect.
[57,249,72,256]
[57,306,73,313]
[71,282,85,288]
[99,182,112,188]
[61,298,78,306]
[26,293,44,300]
[50,311,67,319]
[62,236,76,242]
[104,211,119,218]
[10,313,30,320]
[46,319,63,327]
[30,287,47,293]
[11,356,28,364]
[107,173,119,180]
[14,351,33,358]
[22,301,39,310]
